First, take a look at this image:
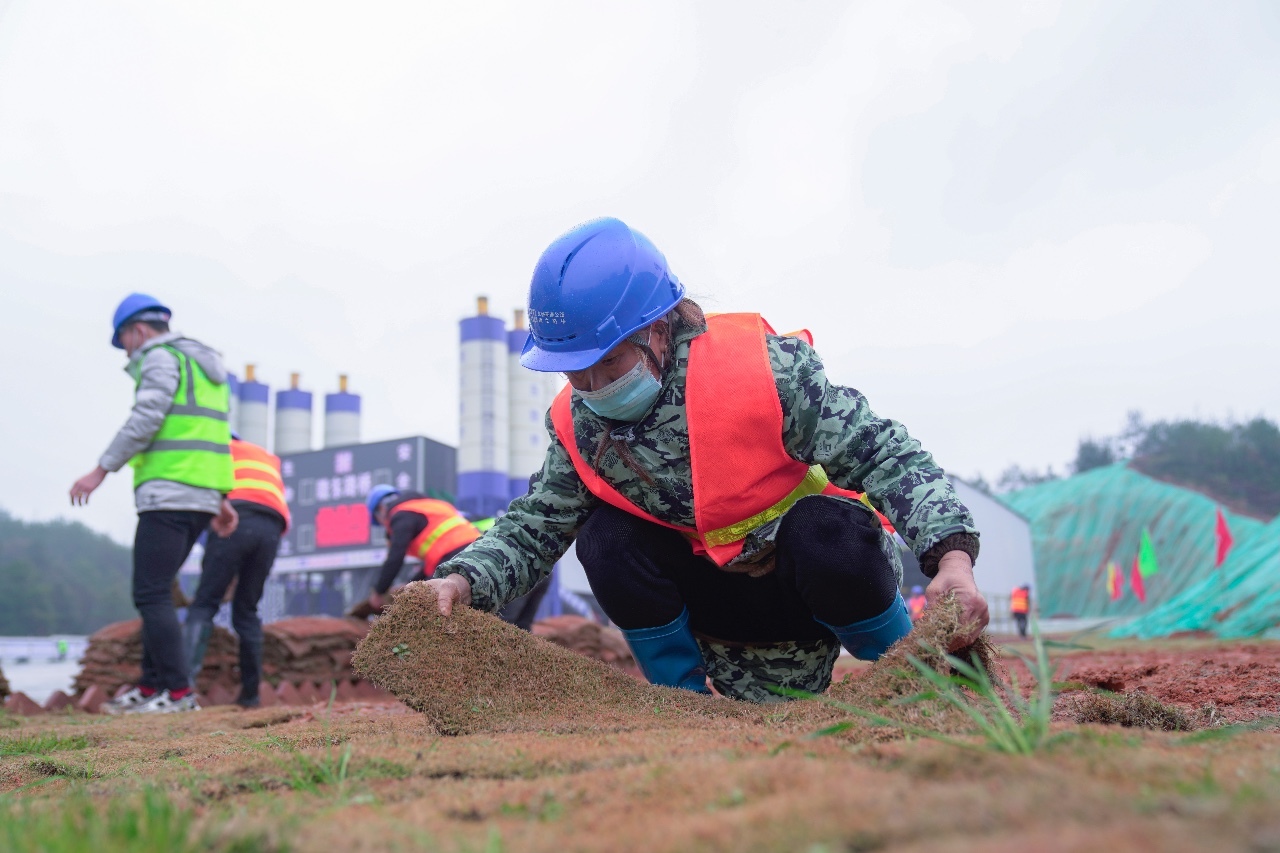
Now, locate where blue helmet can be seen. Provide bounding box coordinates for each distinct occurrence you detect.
[111,293,171,349]
[520,218,685,373]
[911,585,924,595]
[366,485,399,526]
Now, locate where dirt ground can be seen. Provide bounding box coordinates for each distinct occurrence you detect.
[3,618,1280,851]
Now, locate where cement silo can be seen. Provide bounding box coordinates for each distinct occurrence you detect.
[457,296,510,519]
[323,374,361,448]
[237,364,270,448]
[274,372,313,454]
[507,309,553,501]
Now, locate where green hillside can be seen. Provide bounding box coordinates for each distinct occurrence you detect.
[0,510,134,635]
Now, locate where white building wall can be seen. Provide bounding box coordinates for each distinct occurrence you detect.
[951,478,1036,598]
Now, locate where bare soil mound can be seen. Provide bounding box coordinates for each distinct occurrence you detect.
[1058,644,1280,723]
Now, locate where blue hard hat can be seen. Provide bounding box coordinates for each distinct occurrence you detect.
[520,218,685,373]
[911,585,923,595]
[366,485,399,526]
[111,293,171,349]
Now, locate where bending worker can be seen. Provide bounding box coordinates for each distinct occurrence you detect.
[364,487,549,629]
[70,294,237,714]
[421,218,987,702]
[185,436,290,708]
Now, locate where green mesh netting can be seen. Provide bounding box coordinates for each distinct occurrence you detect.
[1004,464,1264,620]
[1113,514,1280,639]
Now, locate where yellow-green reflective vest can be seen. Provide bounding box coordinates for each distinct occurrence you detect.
[130,345,234,493]
[473,517,497,532]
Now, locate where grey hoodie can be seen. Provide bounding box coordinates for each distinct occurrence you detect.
[99,332,229,516]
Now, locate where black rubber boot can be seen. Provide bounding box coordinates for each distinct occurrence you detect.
[182,615,215,682]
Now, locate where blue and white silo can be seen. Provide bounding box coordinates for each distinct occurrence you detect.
[507,309,555,501]
[323,374,361,448]
[238,365,270,448]
[226,371,240,438]
[274,372,313,454]
[457,296,510,519]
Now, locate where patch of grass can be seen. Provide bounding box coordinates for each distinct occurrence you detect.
[259,735,353,795]
[1177,715,1280,745]
[1063,690,1194,731]
[785,621,1062,754]
[0,788,280,852]
[0,733,91,756]
[28,757,98,779]
[0,711,20,729]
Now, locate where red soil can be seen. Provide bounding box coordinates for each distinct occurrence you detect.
[1054,643,1280,723]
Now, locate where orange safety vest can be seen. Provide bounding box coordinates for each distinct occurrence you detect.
[908,594,927,620]
[551,312,891,567]
[390,498,481,575]
[227,439,291,530]
[1010,588,1030,614]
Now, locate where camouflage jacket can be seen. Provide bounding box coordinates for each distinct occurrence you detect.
[437,314,979,613]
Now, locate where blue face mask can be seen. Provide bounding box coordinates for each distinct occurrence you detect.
[576,357,663,422]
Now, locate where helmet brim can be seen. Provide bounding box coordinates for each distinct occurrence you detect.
[518,338,613,373]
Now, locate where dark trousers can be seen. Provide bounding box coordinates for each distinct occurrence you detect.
[1013,612,1028,638]
[134,510,211,692]
[576,495,899,643]
[498,575,554,631]
[189,511,283,700]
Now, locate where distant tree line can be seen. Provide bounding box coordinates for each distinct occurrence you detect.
[973,414,1280,520]
[0,511,134,636]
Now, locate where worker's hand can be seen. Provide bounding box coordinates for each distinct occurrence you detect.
[210,499,239,538]
[926,550,988,651]
[368,591,384,611]
[70,467,108,506]
[422,573,472,617]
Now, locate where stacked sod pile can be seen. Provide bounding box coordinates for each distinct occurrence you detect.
[74,616,371,699]
[532,615,638,676]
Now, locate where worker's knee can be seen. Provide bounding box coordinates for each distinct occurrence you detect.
[576,505,646,580]
[776,495,897,624]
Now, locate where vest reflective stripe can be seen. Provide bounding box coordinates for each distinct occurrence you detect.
[1010,589,1030,614]
[227,439,291,528]
[551,313,893,567]
[391,499,481,575]
[415,515,467,558]
[131,345,234,492]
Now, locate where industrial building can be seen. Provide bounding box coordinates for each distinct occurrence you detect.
[181,296,570,622]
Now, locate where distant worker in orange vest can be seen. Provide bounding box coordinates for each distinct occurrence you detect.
[363,487,550,629]
[185,436,290,707]
[907,586,928,621]
[419,218,987,702]
[1010,584,1031,638]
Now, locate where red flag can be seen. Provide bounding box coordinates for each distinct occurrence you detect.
[1215,508,1234,567]
[1130,557,1146,603]
[1107,561,1124,601]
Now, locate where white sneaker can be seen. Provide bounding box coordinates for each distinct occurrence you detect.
[129,690,201,714]
[102,686,150,715]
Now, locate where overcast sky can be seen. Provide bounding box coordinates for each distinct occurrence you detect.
[3,0,1278,545]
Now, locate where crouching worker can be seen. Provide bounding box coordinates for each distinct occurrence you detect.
[424,218,987,702]
[363,488,550,629]
[185,436,289,707]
